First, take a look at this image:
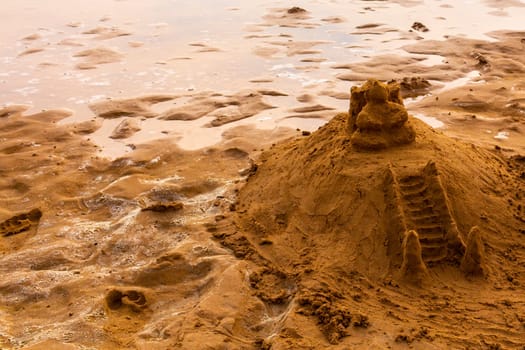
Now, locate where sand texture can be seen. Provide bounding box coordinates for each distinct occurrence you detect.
[2,1,525,349]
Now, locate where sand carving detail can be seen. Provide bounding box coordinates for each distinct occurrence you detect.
[349,79,416,150]
[384,161,489,282]
[385,162,466,266]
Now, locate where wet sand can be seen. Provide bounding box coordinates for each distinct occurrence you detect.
[1,1,525,349]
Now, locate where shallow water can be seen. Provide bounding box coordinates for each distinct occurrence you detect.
[413,113,445,128]
[2,0,525,155]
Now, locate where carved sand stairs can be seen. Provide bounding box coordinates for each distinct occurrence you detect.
[398,171,448,264]
[385,161,465,268]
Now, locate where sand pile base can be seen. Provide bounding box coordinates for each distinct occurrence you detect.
[212,81,525,348]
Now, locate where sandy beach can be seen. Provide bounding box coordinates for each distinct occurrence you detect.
[1,1,525,349]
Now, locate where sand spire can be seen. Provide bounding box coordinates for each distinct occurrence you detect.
[460,226,486,276]
[400,230,429,284]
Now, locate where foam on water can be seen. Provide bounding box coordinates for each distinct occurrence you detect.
[494,131,509,140]
[413,113,445,129]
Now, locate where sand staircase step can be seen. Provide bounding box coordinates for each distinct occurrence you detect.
[412,215,442,225]
[421,239,446,248]
[396,172,450,264]
[408,206,435,216]
[404,196,433,207]
[417,225,443,234]
[402,185,429,199]
[418,236,445,246]
[400,181,426,191]
[419,235,446,245]
[421,243,447,256]
[422,248,448,263]
[399,175,425,184]
[402,188,429,200]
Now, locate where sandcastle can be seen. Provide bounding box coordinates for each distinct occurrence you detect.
[348,79,416,150]
[202,76,523,347]
[347,79,487,283]
[341,78,489,283]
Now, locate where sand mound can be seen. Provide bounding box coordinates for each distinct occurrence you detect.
[110,118,141,139]
[73,47,123,69]
[212,80,525,348]
[0,105,30,118]
[17,47,45,57]
[262,7,318,29]
[159,91,275,127]
[89,94,176,119]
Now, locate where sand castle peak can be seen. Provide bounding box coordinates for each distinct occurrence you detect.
[366,79,389,102]
[349,79,416,150]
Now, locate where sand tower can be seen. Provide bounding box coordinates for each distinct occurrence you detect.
[348,79,416,150]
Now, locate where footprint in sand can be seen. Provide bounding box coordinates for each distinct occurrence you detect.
[105,288,148,313]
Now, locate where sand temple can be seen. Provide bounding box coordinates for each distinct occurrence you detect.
[349,79,416,150]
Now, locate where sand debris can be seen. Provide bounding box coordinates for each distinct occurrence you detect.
[105,288,148,312]
[89,94,176,119]
[140,201,183,212]
[0,208,42,237]
[411,21,429,32]
[82,26,131,40]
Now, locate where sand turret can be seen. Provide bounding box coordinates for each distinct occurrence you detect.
[400,230,429,284]
[349,79,416,150]
[460,227,486,276]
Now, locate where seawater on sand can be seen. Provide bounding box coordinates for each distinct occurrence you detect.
[3,0,525,155]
